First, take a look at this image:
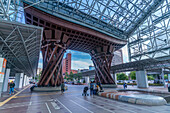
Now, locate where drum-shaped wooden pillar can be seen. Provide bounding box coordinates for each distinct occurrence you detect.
[38,30,70,86]
[91,46,115,84]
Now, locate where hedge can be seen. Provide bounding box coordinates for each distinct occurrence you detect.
[117,83,164,86]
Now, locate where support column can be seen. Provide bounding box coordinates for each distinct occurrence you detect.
[80,79,84,83]
[15,73,24,88]
[112,73,117,85]
[168,74,170,81]
[85,76,90,84]
[161,68,166,88]
[136,70,148,88]
[38,30,70,87]
[0,58,7,97]
[91,46,115,84]
[3,69,10,92]
[26,76,29,85]
[23,75,27,87]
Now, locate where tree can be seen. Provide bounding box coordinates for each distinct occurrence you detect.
[64,72,69,80]
[117,73,128,80]
[75,73,82,81]
[129,71,136,80]
[83,79,85,83]
[164,75,168,80]
[64,71,82,82]
[68,72,74,81]
[148,76,154,80]
[38,71,42,81]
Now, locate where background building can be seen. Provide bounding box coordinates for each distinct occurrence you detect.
[111,49,123,66]
[71,70,78,74]
[62,53,71,76]
[89,65,95,70]
[78,69,89,73]
[37,68,42,75]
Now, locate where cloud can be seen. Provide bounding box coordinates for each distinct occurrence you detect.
[38,52,43,68]
[39,52,43,59]
[38,62,43,68]
[72,60,93,70]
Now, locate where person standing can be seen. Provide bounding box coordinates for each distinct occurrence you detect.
[61,82,65,95]
[90,81,93,95]
[123,82,126,89]
[125,83,127,89]
[9,81,15,95]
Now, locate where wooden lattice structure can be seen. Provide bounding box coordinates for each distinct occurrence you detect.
[24,4,126,86]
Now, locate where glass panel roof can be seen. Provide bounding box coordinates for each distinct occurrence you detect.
[22,0,164,39]
[59,0,153,32]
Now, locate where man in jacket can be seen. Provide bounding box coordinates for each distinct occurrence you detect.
[9,81,15,95]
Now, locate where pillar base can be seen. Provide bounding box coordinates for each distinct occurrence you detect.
[101,84,117,88]
[32,86,68,92]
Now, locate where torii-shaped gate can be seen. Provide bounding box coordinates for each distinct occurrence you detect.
[24,4,127,86]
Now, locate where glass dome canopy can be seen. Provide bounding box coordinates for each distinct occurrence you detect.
[60,0,152,31]
[22,0,163,39]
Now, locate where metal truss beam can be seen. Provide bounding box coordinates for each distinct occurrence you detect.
[23,0,126,40]
[127,0,165,37]
[128,0,170,62]
[0,20,43,76]
[78,56,170,77]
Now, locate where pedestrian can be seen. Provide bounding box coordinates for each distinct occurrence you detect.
[9,81,15,95]
[125,83,127,89]
[132,81,134,87]
[96,85,100,94]
[123,82,126,89]
[93,82,97,94]
[97,82,103,92]
[61,81,65,95]
[90,81,93,95]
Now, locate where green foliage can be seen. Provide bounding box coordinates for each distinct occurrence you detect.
[117,73,128,80]
[64,71,82,81]
[117,83,137,85]
[83,79,85,83]
[149,83,164,86]
[117,83,163,86]
[35,70,42,81]
[74,73,82,80]
[129,71,136,80]
[147,76,154,80]
[164,75,168,79]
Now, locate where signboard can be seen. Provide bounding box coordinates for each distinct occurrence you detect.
[0,58,6,82]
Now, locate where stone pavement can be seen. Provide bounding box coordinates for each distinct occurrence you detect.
[0,84,170,113]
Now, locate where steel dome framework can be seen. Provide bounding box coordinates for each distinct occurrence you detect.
[0,0,169,76]
[22,0,169,61]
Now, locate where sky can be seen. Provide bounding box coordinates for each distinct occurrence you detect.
[38,45,129,70]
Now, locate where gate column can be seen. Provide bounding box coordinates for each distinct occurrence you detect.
[38,30,70,87]
[90,46,115,85]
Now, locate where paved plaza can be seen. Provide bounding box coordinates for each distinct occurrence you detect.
[0,85,170,113]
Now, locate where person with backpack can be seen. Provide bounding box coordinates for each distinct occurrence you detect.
[9,81,15,95]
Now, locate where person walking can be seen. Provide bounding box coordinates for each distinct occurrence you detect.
[61,82,65,95]
[9,81,15,95]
